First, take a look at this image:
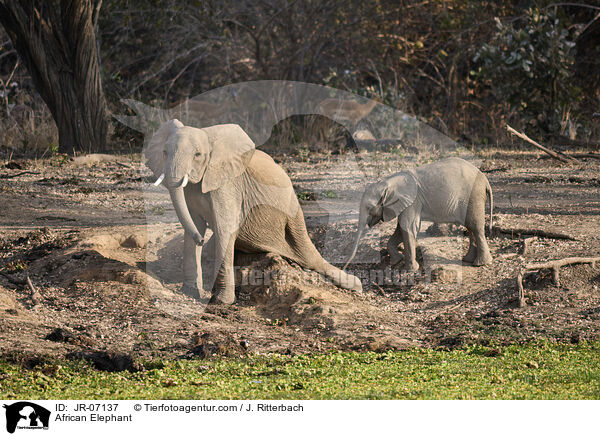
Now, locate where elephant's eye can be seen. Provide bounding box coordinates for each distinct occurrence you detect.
[195,152,202,157]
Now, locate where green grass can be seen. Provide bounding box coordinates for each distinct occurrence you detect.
[296,191,316,201]
[1,342,600,399]
[320,190,338,199]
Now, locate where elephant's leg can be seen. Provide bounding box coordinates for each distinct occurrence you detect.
[387,221,404,266]
[209,231,238,305]
[181,231,202,298]
[465,179,492,266]
[400,228,419,271]
[181,218,206,299]
[200,233,216,290]
[472,225,492,266]
[462,230,478,263]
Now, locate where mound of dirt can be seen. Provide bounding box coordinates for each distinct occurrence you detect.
[0,226,416,362]
[0,285,21,315]
[239,254,354,326]
[236,253,413,351]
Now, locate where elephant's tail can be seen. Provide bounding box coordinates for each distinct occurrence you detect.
[486,178,493,234]
[287,209,362,292]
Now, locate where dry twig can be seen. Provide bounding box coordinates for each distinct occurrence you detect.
[26,274,41,306]
[372,283,386,296]
[493,225,576,241]
[515,256,600,307]
[0,170,41,179]
[521,237,537,256]
[115,161,134,169]
[505,124,579,164]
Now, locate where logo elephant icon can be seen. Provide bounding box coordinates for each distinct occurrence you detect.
[3,402,51,434]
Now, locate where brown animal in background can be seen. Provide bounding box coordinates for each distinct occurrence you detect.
[318,98,378,128]
[169,99,237,124]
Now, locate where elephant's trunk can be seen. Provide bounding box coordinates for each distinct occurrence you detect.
[169,185,203,245]
[343,219,367,270]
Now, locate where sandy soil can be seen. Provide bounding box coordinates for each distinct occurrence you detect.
[0,148,598,366]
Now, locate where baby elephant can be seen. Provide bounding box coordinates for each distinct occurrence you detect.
[344,157,493,271]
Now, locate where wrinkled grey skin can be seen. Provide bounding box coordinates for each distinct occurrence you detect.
[345,157,493,271]
[147,119,362,304]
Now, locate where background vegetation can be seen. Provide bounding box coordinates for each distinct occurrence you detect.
[0,0,598,154]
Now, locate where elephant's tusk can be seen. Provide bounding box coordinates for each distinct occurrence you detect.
[181,174,189,188]
[153,173,165,186]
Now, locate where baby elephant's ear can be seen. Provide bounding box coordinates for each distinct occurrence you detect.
[201,124,256,193]
[381,171,418,221]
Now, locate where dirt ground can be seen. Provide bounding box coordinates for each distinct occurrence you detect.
[0,147,599,366]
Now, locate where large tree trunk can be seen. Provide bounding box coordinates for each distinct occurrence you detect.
[0,0,108,153]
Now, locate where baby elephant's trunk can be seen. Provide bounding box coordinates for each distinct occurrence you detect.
[343,219,367,270]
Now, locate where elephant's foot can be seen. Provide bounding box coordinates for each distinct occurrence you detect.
[342,273,363,293]
[401,259,420,272]
[389,252,403,267]
[180,283,201,300]
[472,251,492,266]
[208,288,236,305]
[462,247,477,263]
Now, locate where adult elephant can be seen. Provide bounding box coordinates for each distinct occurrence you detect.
[147,119,362,304]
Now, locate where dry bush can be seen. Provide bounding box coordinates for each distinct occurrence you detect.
[0,107,58,157]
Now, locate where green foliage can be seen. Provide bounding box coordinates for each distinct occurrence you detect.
[48,142,59,155]
[473,7,579,134]
[2,261,26,272]
[149,205,166,215]
[1,342,600,399]
[296,190,316,201]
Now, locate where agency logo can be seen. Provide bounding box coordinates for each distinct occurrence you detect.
[3,402,50,434]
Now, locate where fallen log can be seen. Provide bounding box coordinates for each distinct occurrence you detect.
[492,225,577,241]
[538,153,600,160]
[0,170,41,179]
[505,124,579,164]
[515,256,600,307]
[481,166,509,173]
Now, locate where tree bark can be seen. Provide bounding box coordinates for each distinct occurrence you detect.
[0,0,108,153]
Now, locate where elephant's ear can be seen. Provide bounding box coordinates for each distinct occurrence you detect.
[144,119,184,177]
[201,124,256,193]
[381,171,418,221]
